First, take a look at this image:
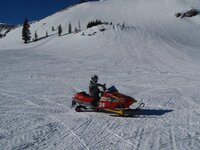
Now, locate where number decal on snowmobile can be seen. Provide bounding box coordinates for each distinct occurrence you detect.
[99,102,105,108]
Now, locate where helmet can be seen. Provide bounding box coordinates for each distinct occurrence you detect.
[91,75,98,83]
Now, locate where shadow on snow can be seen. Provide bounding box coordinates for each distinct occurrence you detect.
[135,109,173,116]
[112,109,173,118]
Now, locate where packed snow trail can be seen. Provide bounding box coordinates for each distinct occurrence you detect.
[0,45,200,149]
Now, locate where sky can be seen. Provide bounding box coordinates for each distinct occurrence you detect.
[0,0,80,25]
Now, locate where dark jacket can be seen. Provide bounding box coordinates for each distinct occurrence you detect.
[89,80,104,99]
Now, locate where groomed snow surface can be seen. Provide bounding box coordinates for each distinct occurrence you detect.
[0,0,200,149]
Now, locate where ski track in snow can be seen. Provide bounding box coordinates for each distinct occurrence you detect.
[1,36,200,150]
[0,89,90,150]
[1,35,200,149]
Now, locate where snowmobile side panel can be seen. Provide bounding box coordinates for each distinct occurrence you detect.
[73,92,94,103]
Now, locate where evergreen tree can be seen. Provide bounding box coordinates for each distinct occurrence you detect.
[78,20,81,31]
[87,19,104,28]
[68,22,72,34]
[80,0,85,3]
[58,24,62,36]
[22,18,31,43]
[122,22,125,29]
[34,31,38,41]
[74,27,79,33]
[46,31,48,37]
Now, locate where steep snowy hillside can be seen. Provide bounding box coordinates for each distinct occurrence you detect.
[0,0,200,150]
[1,0,200,49]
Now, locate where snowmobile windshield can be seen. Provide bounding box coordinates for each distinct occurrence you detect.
[107,86,118,93]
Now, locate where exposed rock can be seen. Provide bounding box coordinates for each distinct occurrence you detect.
[176,8,198,18]
[0,23,16,38]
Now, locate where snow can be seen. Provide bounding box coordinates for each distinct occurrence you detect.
[0,0,200,149]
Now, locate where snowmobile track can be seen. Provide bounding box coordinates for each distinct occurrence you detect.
[0,89,90,150]
[170,126,178,150]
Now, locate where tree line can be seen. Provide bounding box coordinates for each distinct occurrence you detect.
[22,18,111,43]
[21,18,80,43]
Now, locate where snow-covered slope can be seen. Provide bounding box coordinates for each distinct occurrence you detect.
[0,0,200,150]
[1,0,200,48]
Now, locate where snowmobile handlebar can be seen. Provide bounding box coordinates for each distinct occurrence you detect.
[102,84,106,91]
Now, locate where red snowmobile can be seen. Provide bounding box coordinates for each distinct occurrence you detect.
[72,86,144,116]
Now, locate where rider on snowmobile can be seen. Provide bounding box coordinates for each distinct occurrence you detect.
[89,75,106,107]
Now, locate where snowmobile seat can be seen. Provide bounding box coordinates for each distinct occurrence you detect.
[81,92,91,97]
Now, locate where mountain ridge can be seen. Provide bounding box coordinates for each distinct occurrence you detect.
[0,23,16,38]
